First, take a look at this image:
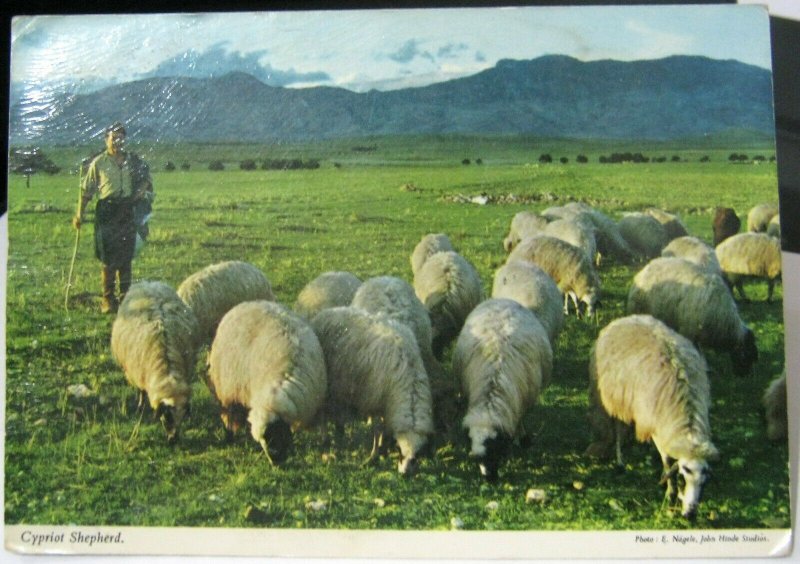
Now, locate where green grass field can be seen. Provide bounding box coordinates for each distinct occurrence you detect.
[4,136,789,531]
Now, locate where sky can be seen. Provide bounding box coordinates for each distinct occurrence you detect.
[10,4,773,94]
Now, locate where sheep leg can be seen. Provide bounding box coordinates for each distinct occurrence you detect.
[363,418,385,466]
[137,390,147,412]
[734,280,749,302]
[614,420,625,469]
[563,293,571,316]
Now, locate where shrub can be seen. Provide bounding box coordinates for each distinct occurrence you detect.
[180,162,191,171]
[462,158,471,165]
[209,160,225,171]
[240,159,257,171]
[576,155,588,164]
[164,161,176,171]
[538,154,552,164]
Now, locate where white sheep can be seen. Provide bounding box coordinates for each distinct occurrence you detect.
[507,235,601,318]
[747,203,779,233]
[411,233,454,275]
[644,207,689,241]
[660,236,722,277]
[111,281,200,444]
[715,232,782,302]
[762,371,787,441]
[310,306,434,475]
[563,202,635,263]
[586,314,718,520]
[544,218,598,265]
[618,212,669,260]
[177,260,276,344]
[502,211,549,252]
[491,260,564,345]
[767,214,781,239]
[627,257,758,376]
[453,298,552,482]
[413,250,484,358]
[207,300,327,464]
[294,271,362,319]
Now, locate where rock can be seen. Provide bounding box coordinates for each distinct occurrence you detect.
[525,488,547,504]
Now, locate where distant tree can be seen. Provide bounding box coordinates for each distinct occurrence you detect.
[599,156,608,164]
[180,162,191,171]
[699,155,710,163]
[753,155,766,162]
[209,160,225,171]
[576,155,588,164]
[475,158,483,165]
[671,155,681,162]
[240,159,258,171]
[164,161,176,171]
[538,154,552,164]
[770,155,777,162]
[462,158,471,165]
[9,146,60,187]
[560,157,569,164]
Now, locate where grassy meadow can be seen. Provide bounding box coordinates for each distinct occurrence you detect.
[4,135,789,531]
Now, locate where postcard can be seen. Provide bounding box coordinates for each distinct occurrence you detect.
[4,4,795,560]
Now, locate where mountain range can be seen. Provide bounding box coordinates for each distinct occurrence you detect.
[9,55,775,144]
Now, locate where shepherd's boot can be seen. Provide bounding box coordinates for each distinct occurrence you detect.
[118,263,132,305]
[101,265,118,314]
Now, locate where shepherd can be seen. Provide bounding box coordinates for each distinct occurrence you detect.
[72,122,154,314]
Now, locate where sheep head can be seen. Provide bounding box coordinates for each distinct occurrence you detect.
[467,426,512,483]
[263,418,293,465]
[395,431,428,477]
[155,398,187,445]
[661,457,713,521]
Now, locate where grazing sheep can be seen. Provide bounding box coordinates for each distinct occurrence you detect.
[544,218,598,265]
[762,371,787,441]
[111,281,200,444]
[767,214,781,239]
[411,233,454,275]
[715,232,782,302]
[413,251,484,358]
[507,235,600,318]
[503,211,549,252]
[453,298,552,482]
[747,203,779,233]
[294,271,362,319]
[618,212,669,260]
[586,314,718,520]
[207,301,327,464]
[559,202,636,263]
[177,261,275,344]
[712,207,740,246]
[660,236,722,277]
[644,207,689,241]
[351,275,443,380]
[310,306,434,475]
[627,257,758,376]
[491,260,564,344]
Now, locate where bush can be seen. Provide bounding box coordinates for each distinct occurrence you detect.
[180,162,191,171]
[240,159,257,171]
[209,160,225,171]
[538,154,552,164]
[164,161,176,171]
[576,155,588,164]
[559,157,569,164]
[462,158,471,165]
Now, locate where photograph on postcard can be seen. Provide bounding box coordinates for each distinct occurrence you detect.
[4,4,793,559]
